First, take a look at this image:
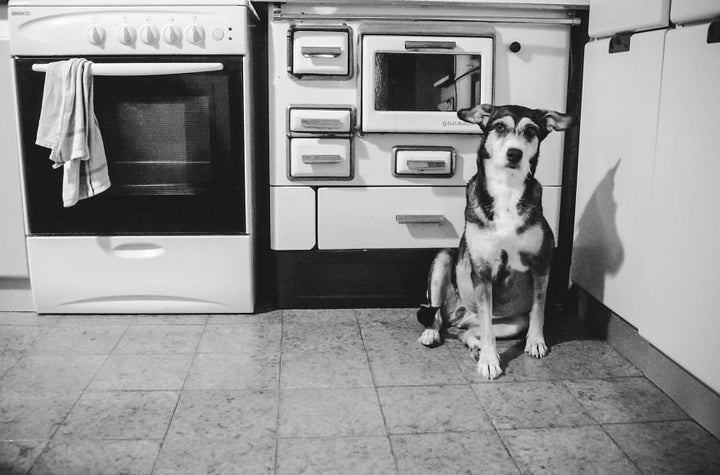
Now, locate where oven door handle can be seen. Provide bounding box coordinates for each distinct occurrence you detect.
[31,62,224,76]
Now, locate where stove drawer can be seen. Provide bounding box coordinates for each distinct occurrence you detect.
[317,187,466,249]
[290,28,351,77]
[26,235,254,313]
[290,138,352,179]
[289,107,352,134]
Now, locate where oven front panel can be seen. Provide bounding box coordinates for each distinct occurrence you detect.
[14,55,246,236]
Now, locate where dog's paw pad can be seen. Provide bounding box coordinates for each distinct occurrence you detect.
[524,338,548,358]
[476,349,502,380]
[418,329,441,347]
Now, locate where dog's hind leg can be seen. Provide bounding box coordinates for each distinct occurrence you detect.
[417,248,456,347]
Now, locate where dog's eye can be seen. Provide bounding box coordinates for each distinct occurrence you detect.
[524,128,537,140]
[493,123,506,134]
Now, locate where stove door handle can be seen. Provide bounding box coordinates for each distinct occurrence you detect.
[31,62,224,76]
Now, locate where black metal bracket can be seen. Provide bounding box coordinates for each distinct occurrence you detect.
[609,33,632,54]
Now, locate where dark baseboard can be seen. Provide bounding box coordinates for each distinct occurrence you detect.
[577,287,720,440]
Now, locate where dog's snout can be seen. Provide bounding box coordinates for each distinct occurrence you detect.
[506,148,523,164]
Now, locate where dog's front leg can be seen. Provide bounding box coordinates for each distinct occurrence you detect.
[525,269,549,358]
[472,278,501,379]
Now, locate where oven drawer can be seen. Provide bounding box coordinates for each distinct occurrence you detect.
[289,107,352,133]
[317,187,466,249]
[26,236,254,313]
[290,138,352,178]
[290,29,350,77]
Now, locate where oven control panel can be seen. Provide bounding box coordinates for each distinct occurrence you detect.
[8,5,250,55]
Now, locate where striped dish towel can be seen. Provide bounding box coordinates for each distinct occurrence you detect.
[36,58,110,208]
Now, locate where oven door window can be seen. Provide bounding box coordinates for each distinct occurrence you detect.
[14,56,245,235]
[374,53,482,112]
[361,35,494,133]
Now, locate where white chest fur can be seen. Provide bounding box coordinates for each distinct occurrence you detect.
[465,168,543,274]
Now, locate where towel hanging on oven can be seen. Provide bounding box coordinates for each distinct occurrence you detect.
[36,58,111,208]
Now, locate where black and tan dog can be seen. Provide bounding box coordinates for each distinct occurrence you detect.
[417,104,576,380]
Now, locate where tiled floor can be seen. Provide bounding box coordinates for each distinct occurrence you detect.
[1,308,719,474]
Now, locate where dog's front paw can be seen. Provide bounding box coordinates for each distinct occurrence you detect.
[418,329,441,347]
[524,336,548,358]
[476,348,502,380]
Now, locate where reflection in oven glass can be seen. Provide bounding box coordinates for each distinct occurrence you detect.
[374,53,482,112]
[100,96,212,195]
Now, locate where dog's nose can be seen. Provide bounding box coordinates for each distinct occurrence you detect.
[506,148,523,165]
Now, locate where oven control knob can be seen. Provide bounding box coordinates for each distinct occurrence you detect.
[163,25,181,45]
[86,25,106,46]
[140,25,159,45]
[117,26,137,45]
[185,25,205,45]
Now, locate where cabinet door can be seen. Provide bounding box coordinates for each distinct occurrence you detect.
[588,0,670,38]
[640,23,720,393]
[0,38,29,278]
[572,30,665,329]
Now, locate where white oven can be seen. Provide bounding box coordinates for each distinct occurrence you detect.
[9,0,257,313]
[268,2,579,308]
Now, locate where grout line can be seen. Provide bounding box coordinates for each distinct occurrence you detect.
[355,309,400,474]
[149,316,208,475]
[596,421,644,474]
[274,309,286,475]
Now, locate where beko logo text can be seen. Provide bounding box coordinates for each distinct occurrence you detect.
[12,11,31,16]
[442,120,472,127]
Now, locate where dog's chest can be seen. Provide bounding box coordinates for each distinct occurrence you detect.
[466,181,542,274]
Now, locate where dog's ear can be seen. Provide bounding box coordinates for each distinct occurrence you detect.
[457,104,495,128]
[539,109,577,132]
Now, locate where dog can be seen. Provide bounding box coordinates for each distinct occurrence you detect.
[416,104,577,380]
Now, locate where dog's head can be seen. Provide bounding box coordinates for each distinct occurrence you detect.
[457,104,577,176]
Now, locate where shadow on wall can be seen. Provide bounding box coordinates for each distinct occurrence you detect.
[571,159,625,305]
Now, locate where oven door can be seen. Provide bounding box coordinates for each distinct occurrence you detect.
[14,55,245,235]
[361,35,494,133]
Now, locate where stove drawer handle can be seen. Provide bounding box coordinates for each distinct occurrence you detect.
[396,214,446,225]
[111,243,166,259]
[405,41,457,50]
[300,46,343,58]
[31,62,224,76]
[301,154,343,164]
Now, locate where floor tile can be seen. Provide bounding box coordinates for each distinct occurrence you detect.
[185,353,279,390]
[55,391,178,440]
[29,440,160,475]
[154,436,276,475]
[0,355,106,392]
[356,308,417,331]
[132,314,209,325]
[29,325,127,355]
[0,312,57,325]
[604,420,720,474]
[0,392,80,439]
[0,326,50,355]
[114,325,204,354]
[88,354,193,391]
[451,338,556,383]
[208,310,282,325]
[501,426,639,475]
[197,324,281,354]
[367,344,466,387]
[543,340,642,379]
[281,347,373,389]
[472,381,594,430]
[378,385,493,434]
[0,440,47,475]
[282,322,364,353]
[391,431,519,475]
[0,355,20,377]
[278,387,385,438]
[564,377,688,424]
[277,436,395,475]
[282,308,357,325]
[359,325,421,353]
[166,390,277,440]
